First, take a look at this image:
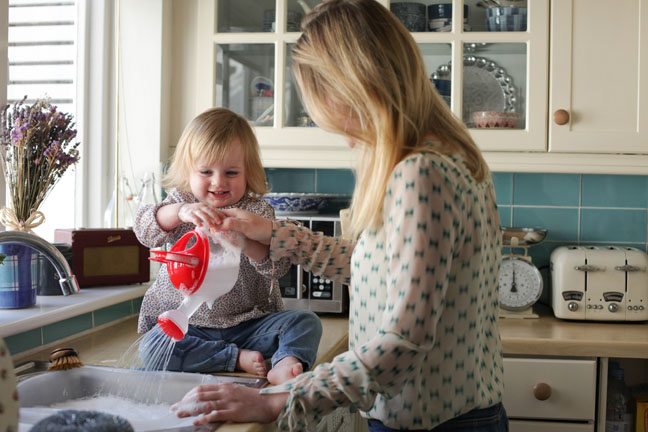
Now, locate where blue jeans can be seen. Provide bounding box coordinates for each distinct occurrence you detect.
[139,310,322,373]
[368,403,508,432]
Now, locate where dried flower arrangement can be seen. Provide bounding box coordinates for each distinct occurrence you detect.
[0,97,80,233]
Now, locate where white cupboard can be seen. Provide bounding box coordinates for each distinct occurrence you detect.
[165,0,648,173]
[549,0,648,154]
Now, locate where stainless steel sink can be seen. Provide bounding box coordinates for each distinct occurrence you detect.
[17,365,267,431]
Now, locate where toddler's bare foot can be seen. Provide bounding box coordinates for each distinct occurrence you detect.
[267,356,303,385]
[236,349,267,376]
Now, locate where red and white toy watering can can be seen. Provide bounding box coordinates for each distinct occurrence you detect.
[149,228,241,341]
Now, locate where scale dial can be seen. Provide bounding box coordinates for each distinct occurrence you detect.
[498,256,543,311]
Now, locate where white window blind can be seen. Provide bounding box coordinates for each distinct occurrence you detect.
[8,0,76,113]
[7,0,79,241]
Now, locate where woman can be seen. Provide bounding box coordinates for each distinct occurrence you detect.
[171,0,506,430]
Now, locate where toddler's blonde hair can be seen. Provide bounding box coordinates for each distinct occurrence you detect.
[163,107,268,197]
[291,0,490,239]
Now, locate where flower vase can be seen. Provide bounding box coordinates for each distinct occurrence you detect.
[0,243,38,308]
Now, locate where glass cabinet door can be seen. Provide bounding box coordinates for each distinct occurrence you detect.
[284,43,315,127]
[391,0,547,152]
[420,43,452,106]
[216,0,275,33]
[196,0,548,167]
[203,0,350,168]
[459,43,526,130]
[215,44,275,126]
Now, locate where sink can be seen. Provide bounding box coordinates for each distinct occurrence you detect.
[17,365,266,431]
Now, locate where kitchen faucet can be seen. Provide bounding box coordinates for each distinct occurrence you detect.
[0,231,80,295]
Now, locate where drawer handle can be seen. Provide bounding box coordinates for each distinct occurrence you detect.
[554,109,570,125]
[533,382,552,401]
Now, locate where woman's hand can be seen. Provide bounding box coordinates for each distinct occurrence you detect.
[214,208,273,245]
[171,383,287,425]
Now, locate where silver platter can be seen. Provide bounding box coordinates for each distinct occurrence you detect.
[432,55,517,126]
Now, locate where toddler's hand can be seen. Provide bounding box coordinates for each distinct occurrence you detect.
[178,203,225,231]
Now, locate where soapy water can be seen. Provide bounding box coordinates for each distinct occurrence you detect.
[19,395,195,432]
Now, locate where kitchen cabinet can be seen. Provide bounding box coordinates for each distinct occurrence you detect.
[192,0,352,169]
[596,357,648,432]
[419,0,548,153]
[549,0,648,154]
[503,356,597,431]
[171,0,648,173]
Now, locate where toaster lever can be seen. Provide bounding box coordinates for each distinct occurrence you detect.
[614,265,642,272]
[574,265,602,272]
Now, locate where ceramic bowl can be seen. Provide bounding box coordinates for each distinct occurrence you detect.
[263,193,349,215]
[390,2,427,32]
[472,111,519,128]
[486,7,527,31]
[427,3,468,20]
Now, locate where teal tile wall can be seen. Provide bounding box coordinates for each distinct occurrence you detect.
[267,169,648,304]
[5,297,143,356]
[266,168,354,195]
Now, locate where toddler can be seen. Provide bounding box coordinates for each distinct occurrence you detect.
[134,107,322,384]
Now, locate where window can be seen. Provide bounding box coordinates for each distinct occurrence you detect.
[7,0,78,241]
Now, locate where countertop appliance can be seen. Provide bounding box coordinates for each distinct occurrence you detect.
[54,229,150,287]
[551,246,648,321]
[276,215,348,314]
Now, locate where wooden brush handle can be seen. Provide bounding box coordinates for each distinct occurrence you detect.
[49,347,78,361]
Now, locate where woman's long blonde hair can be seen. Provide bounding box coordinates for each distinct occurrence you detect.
[291,0,489,239]
[163,107,268,197]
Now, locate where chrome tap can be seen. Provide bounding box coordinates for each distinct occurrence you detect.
[0,231,80,295]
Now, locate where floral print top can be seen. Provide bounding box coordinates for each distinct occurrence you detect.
[262,152,503,431]
[134,190,291,333]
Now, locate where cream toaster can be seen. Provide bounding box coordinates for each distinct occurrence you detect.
[550,246,648,321]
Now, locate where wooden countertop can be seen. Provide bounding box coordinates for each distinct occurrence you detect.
[500,304,648,359]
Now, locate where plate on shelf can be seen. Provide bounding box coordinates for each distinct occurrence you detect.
[432,55,517,126]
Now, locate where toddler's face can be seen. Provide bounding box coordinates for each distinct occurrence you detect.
[189,141,247,208]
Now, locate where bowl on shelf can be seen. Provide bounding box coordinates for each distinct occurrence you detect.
[263,193,350,215]
[390,2,427,32]
[486,6,527,31]
[472,111,519,129]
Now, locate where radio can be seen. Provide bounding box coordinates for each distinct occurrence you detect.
[54,228,150,287]
[550,245,648,321]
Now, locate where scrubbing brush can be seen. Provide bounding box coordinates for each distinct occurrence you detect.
[48,347,83,371]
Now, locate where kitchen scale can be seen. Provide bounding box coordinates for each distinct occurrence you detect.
[498,227,548,319]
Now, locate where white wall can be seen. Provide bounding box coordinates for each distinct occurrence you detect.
[115,0,168,227]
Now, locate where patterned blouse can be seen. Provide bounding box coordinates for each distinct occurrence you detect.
[134,190,291,333]
[262,152,503,431]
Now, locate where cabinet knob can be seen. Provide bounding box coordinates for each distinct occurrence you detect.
[554,109,570,125]
[533,382,552,401]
